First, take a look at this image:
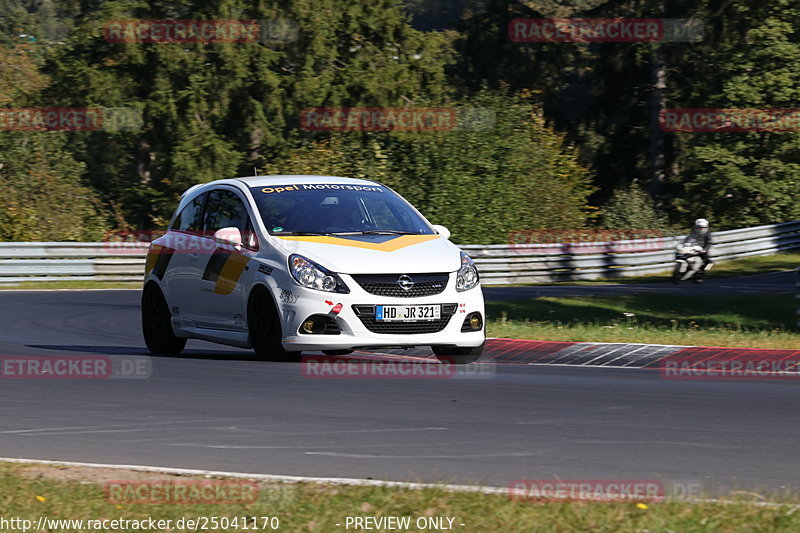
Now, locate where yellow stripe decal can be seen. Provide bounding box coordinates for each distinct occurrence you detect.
[214,254,250,295]
[144,245,161,275]
[276,234,440,251]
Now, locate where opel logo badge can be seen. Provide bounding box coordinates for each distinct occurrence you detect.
[398,275,415,290]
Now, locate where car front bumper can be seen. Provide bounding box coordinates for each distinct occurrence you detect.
[274,273,485,352]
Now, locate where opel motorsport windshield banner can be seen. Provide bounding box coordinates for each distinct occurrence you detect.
[254,183,385,194]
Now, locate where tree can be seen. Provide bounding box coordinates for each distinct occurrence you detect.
[0,43,48,106]
[0,40,106,241]
[456,0,800,228]
[0,131,107,241]
[602,179,666,230]
[45,0,454,228]
[669,0,800,227]
[266,90,595,243]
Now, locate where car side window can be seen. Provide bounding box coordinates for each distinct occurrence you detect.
[170,193,207,233]
[203,189,258,250]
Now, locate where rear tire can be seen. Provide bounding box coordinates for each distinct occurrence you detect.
[432,342,484,365]
[248,287,300,362]
[141,283,186,355]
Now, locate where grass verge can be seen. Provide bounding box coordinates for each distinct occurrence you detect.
[2,461,799,533]
[486,293,800,349]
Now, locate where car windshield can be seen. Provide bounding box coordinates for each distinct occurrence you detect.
[250,183,435,236]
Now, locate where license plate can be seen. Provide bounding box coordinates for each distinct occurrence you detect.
[376,304,441,322]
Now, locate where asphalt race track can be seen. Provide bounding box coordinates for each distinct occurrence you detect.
[1,286,799,497]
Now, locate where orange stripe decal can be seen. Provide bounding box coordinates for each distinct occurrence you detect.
[144,245,161,274]
[276,234,440,251]
[214,254,250,295]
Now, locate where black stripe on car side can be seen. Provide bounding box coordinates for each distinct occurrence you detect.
[151,248,174,280]
[201,249,230,283]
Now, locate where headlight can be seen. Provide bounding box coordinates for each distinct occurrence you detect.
[288,254,350,293]
[456,251,480,292]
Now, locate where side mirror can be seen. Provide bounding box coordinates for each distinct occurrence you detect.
[213,227,243,249]
[431,225,451,239]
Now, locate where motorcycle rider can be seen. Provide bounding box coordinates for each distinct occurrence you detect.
[682,218,712,282]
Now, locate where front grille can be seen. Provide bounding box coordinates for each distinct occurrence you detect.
[351,273,449,298]
[357,317,452,334]
[352,303,456,334]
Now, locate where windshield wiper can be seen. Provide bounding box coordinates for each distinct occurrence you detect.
[329,230,421,236]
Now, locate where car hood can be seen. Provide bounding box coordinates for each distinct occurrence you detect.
[272,234,461,274]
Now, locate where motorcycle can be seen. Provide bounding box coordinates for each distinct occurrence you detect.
[672,242,713,284]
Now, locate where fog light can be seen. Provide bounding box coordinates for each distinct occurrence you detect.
[298,315,341,335]
[461,312,483,332]
[469,315,481,330]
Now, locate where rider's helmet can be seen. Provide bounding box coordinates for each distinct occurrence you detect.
[694,218,709,233]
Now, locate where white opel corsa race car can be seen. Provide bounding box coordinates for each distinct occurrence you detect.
[141,175,485,364]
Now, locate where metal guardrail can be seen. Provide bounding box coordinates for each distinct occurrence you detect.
[463,220,800,284]
[0,242,148,282]
[0,221,798,285]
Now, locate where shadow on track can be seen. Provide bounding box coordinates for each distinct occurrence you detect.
[26,344,266,362]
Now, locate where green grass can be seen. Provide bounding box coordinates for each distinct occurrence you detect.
[3,462,800,533]
[0,280,141,290]
[487,293,800,349]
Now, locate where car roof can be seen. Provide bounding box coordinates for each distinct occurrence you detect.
[234,175,381,187]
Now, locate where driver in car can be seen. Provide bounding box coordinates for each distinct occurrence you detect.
[316,196,355,232]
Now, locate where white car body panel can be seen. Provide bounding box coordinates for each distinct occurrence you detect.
[143,175,485,352]
[271,236,461,274]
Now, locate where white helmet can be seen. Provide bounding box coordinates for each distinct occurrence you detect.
[694,218,709,228]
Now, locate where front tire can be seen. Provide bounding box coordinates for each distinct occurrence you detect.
[141,283,186,355]
[432,342,484,365]
[248,287,300,362]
